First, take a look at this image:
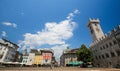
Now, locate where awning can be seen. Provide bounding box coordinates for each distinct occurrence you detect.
[0,62,21,64]
[73,62,80,65]
[79,61,84,64]
[68,61,84,66]
[68,62,73,65]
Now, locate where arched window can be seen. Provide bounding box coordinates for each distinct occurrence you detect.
[110,52,115,57]
[116,51,120,56]
[105,53,109,58]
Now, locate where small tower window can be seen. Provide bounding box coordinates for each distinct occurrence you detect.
[91,29,94,34]
[95,24,98,26]
[90,26,92,30]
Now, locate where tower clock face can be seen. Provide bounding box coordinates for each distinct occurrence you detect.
[96,28,100,32]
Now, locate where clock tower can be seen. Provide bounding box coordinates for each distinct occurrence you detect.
[87,18,105,42]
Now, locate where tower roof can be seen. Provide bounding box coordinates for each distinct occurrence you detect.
[87,18,100,27]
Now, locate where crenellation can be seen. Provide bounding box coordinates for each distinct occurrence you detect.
[118,25,120,29]
[89,18,100,23]
[113,28,116,32]
[105,34,107,38]
[107,31,111,36]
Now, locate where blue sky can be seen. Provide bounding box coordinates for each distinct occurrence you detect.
[0,0,120,58]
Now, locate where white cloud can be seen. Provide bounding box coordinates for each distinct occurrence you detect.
[74,9,79,14]
[1,31,6,37]
[67,9,80,20]
[2,22,17,28]
[19,9,79,59]
[51,44,68,61]
[19,20,76,48]
[12,23,17,28]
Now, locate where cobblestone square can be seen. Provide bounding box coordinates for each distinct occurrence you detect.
[0,67,120,71]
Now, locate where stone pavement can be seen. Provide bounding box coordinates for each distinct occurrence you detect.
[0,67,120,71]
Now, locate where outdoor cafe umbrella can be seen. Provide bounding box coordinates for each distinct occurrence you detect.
[73,61,84,66]
[73,62,80,66]
[79,61,84,65]
[68,62,73,65]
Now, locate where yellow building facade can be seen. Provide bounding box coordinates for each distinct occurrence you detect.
[33,55,43,65]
